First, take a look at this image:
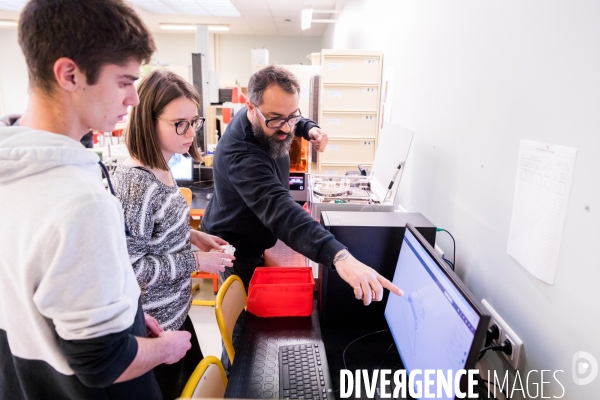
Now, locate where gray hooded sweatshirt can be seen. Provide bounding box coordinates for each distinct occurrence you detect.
[0,126,161,399]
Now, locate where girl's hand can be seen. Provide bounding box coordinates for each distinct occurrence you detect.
[193,251,235,274]
[190,230,228,252]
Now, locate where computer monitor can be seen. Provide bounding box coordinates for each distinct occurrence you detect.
[384,223,490,399]
[169,153,194,184]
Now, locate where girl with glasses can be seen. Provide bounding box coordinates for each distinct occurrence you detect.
[111,70,235,400]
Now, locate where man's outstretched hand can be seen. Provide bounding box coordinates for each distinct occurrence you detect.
[333,250,404,305]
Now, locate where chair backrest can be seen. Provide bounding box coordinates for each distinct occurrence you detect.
[215,275,247,364]
[179,187,193,208]
[180,355,228,399]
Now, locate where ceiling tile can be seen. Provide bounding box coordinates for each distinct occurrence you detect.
[244,17,276,26]
[232,8,271,17]
[232,0,268,5]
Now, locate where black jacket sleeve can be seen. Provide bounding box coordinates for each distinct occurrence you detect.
[295,117,319,141]
[57,302,146,388]
[229,148,346,266]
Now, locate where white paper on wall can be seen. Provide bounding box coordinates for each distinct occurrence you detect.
[507,140,577,285]
[251,48,269,65]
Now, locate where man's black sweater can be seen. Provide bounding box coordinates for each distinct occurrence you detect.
[202,106,346,266]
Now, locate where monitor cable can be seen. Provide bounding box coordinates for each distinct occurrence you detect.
[484,324,500,347]
[436,227,456,270]
[193,180,214,189]
[477,326,511,399]
[475,374,510,400]
[376,342,396,371]
[334,329,390,394]
[342,329,389,370]
[478,339,512,362]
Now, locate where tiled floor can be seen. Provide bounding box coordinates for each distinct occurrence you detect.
[188,277,222,358]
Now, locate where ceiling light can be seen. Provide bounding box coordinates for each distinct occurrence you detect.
[309,10,340,24]
[208,25,229,31]
[159,24,197,31]
[0,20,18,28]
[301,8,312,30]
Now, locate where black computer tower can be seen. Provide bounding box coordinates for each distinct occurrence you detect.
[318,211,436,328]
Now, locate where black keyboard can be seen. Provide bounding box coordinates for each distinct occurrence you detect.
[279,342,334,400]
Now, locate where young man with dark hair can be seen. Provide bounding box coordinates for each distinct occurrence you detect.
[202,65,403,304]
[0,1,191,399]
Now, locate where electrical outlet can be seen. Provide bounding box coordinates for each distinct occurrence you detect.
[481,299,523,369]
[434,244,445,258]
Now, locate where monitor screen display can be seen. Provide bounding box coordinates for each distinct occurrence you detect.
[289,173,305,191]
[169,153,194,183]
[384,225,487,399]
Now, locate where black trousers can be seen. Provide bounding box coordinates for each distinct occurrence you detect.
[153,316,203,400]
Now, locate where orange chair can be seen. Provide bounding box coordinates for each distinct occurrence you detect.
[180,356,227,398]
[189,208,204,230]
[193,271,219,295]
[180,188,220,295]
[180,187,193,206]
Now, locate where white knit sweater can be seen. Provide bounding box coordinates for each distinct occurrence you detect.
[112,164,195,331]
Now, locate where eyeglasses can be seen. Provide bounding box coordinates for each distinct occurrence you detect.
[253,105,303,129]
[156,117,205,135]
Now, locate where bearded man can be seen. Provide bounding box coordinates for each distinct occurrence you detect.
[202,65,402,304]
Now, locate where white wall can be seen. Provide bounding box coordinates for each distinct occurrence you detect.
[324,0,600,398]
[0,28,28,115]
[152,31,197,68]
[219,34,322,87]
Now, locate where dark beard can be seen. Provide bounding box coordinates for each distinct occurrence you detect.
[251,122,295,159]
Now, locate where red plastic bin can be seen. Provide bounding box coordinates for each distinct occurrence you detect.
[247,267,314,317]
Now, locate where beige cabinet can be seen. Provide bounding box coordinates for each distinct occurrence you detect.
[321,112,378,139]
[321,84,379,112]
[317,50,383,174]
[318,139,376,164]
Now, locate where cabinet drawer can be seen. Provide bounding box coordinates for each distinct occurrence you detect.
[319,139,376,164]
[322,56,381,84]
[322,85,379,112]
[321,112,377,138]
[318,163,372,176]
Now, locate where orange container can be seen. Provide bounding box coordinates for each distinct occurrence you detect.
[222,107,232,124]
[247,267,314,317]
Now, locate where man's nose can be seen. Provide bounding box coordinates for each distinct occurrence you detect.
[127,86,140,107]
[279,122,292,133]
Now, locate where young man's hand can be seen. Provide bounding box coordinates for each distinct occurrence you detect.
[144,313,163,338]
[157,331,192,365]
